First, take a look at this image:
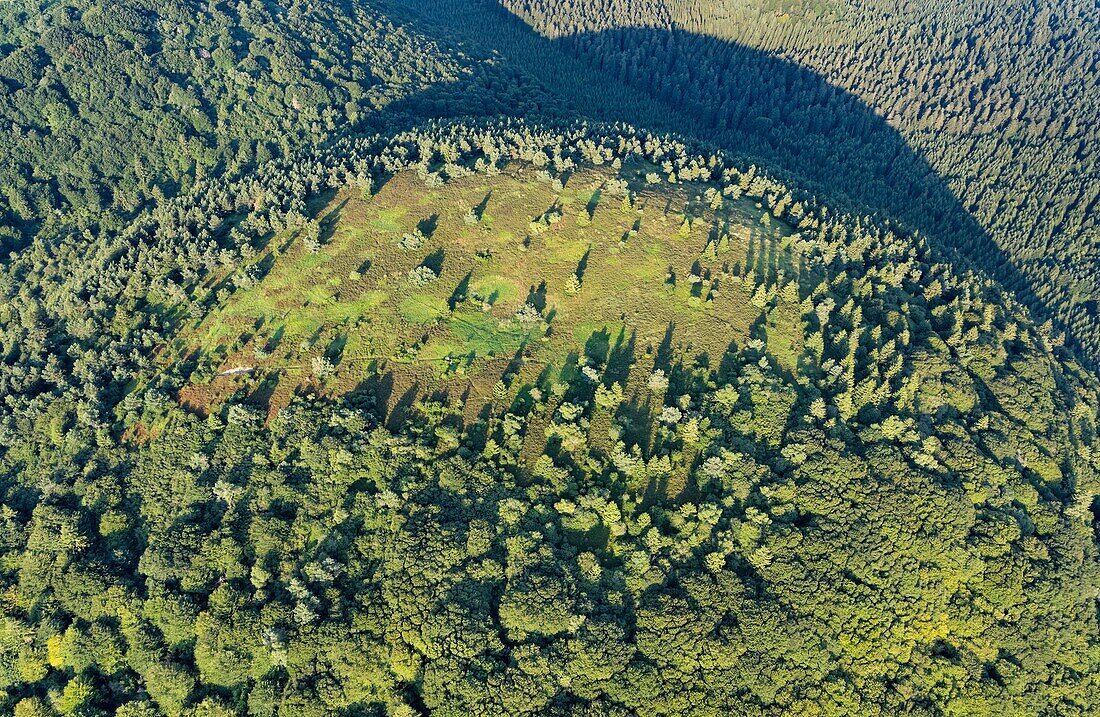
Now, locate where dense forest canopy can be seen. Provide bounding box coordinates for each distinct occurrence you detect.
[439,0,1100,363]
[0,0,1098,715]
[3,119,1100,716]
[675,0,1100,361]
[6,0,1098,363]
[0,0,465,239]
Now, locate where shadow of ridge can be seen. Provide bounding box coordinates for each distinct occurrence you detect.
[554,27,1020,283]
[379,0,1064,353]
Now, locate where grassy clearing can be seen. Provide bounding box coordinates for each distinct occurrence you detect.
[168,161,802,420]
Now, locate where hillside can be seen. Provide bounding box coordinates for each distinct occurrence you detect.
[672,0,1100,359]
[6,0,1097,362]
[2,120,1099,716]
[394,0,1100,365]
[0,0,444,235]
[0,1,1098,716]
[167,146,799,428]
[0,0,557,243]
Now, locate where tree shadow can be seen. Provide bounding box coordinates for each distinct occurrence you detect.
[449,271,473,310]
[474,190,492,220]
[617,392,654,455]
[417,213,439,238]
[569,244,589,282]
[420,248,446,274]
[654,322,676,373]
[380,0,1064,356]
[262,325,285,355]
[245,371,281,409]
[584,327,611,365]
[388,382,422,431]
[525,280,547,312]
[325,334,348,365]
[606,327,636,386]
[318,197,349,245]
[585,188,601,220]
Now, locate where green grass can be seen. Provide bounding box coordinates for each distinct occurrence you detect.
[170,162,802,418]
[448,310,536,357]
[369,206,408,232]
[472,275,520,304]
[399,294,448,324]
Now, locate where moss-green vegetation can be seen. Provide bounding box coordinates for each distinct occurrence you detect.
[174,160,796,419]
[394,0,1100,366]
[2,121,1098,716]
[3,0,1099,712]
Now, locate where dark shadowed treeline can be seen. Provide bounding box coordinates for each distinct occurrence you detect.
[5,0,1097,362]
[487,0,1100,361]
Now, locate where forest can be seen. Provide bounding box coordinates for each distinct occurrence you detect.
[0,1,1098,716]
[428,0,1100,362]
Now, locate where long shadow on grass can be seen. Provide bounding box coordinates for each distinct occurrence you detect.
[318,198,349,246]
[388,382,421,431]
[377,0,1079,360]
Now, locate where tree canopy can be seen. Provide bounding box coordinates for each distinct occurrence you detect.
[1,120,1099,716]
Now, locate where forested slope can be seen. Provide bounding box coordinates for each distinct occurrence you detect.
[1,119,1098,716]
[0,0,466,240]
[0,1,1098,716]
[7,0,1097,369]
[671,0,1100,359]
[456,0,1100,363]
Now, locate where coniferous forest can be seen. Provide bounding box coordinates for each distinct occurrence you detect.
[1,2,1099,716]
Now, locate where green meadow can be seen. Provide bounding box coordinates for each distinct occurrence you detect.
[173,162,799,420]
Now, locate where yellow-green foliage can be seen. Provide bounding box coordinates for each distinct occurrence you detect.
[173,159,797,418]
[3,122,1099,717]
